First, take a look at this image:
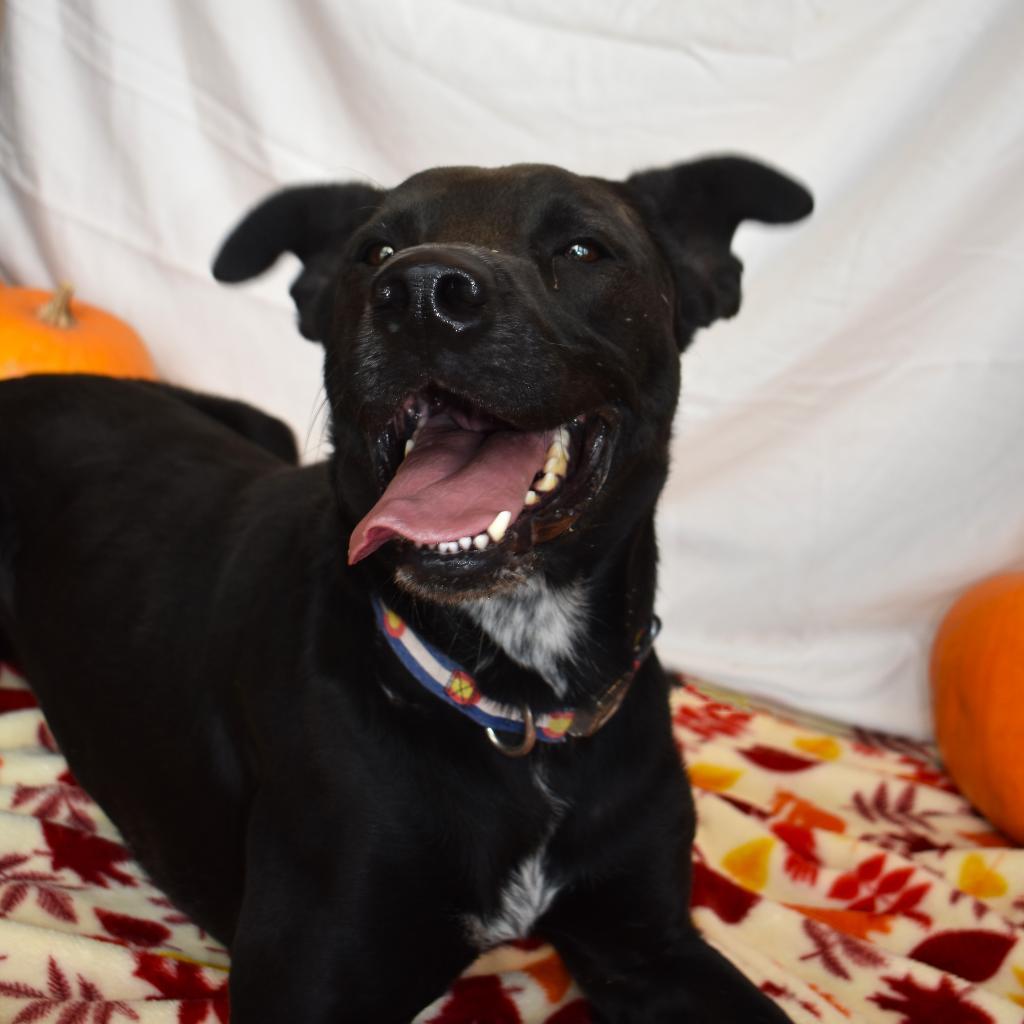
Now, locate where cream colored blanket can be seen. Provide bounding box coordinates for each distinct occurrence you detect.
[0,662,1020,1023]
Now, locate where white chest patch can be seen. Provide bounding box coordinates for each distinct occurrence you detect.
[464,578,588,697]
[466,849,561,949]
[466,767,567,949]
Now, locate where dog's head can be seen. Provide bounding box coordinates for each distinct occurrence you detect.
[214,159,811,603]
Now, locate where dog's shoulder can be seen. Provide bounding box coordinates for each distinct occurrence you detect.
[0,376,315,630]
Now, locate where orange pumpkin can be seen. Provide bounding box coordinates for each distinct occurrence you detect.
[931,572,1024,842]
[0,282,157,380]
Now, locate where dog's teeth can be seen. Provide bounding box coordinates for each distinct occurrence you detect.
[486,510,511,543]
[547,430,570,462]
[543,455,567,477]
[473,533,489,550]
[524,490,539,506]
[458,536,472,551]
[404,439,415,456]
[535,472,560,493]
[444,541,462,554]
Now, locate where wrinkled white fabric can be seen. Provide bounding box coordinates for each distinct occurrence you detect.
[1,0,1022,737]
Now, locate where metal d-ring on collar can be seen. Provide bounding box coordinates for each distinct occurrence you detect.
[486,705,537,757]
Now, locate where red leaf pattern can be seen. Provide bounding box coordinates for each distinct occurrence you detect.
[909,930,1016,983]
[1,882,29,915]
[429,976,523,1023]
[690,859,762,924]
[869,974,995,1023]
[673,691,753,740]
[0,852,80,925]
[132,954,229,1024]
[47,958,72,1001]
[13,784,98,833]
[13,1002,53,1024]
[55,1004,88,1024]
[41,822,135,889]
[739,745,819,772]
[0,954,140,1024]
[94,909,172,949]
[36,887,77,923]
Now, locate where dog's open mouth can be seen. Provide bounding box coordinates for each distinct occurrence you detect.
[347,387,614,568]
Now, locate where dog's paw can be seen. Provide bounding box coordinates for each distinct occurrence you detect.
[583,936,793,1024]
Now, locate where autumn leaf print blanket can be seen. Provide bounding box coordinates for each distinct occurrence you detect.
[0,660,1021,1023]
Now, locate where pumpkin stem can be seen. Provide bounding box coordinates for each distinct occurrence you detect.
[37,282,77,330]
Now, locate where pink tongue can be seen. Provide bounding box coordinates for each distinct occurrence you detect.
[348,414,551,564]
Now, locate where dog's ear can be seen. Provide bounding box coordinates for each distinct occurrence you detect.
[626,156,812,340]
[212,183,383,342]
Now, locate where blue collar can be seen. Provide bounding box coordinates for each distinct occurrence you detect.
[372,596,659,756]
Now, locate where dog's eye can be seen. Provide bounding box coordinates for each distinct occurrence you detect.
[564,240,602,263]
[365,243,397,267]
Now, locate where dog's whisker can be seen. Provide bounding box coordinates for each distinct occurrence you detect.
[302,385,333,460]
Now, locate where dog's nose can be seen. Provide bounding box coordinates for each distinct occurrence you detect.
[371,250,492,336]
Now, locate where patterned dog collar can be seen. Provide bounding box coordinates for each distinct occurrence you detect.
[372,597,659,757]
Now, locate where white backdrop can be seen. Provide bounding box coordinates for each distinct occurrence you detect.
[2,0,1022,737]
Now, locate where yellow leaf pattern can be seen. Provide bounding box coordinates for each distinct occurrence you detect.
[688,762,743,792]
[794,735,842,760]
[958,852,1009,900]
[722,837,776,892]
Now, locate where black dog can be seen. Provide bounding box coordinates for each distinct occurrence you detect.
[0,156,811,1022]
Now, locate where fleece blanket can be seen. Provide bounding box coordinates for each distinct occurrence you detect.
[0,661,1021,1024]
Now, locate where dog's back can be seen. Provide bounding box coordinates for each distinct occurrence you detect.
[0,373,314,938]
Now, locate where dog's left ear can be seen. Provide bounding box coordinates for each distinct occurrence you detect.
[626,156,813,340]
[212,183,384,342]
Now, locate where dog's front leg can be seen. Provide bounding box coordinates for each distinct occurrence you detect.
[541,877,792,1023]
[228,790,477,1023]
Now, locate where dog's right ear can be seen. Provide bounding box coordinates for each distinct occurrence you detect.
[626,157,813,344]
[212,183,383,342]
